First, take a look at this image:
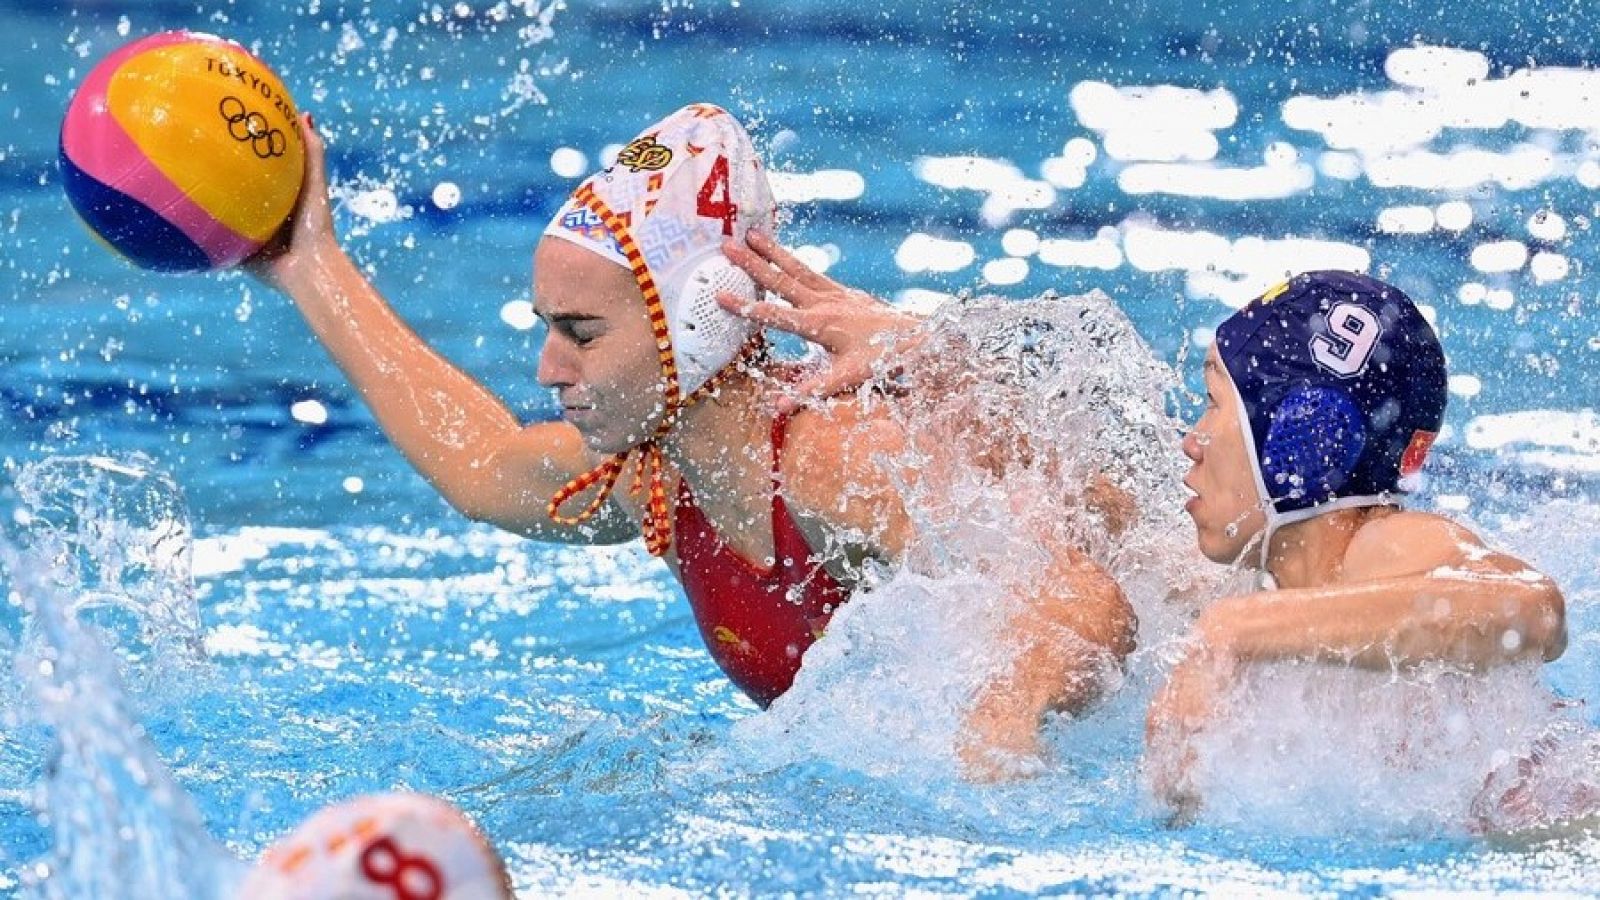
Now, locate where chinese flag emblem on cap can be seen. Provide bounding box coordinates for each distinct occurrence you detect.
[1399,429,1438,478]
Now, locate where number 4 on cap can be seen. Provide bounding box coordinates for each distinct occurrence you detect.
[697,156,738,237]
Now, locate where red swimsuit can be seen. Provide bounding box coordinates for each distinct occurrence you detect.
[674,414,851,706]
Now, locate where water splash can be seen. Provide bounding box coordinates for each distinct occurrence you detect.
[728,292,1216,783]
[897,291,1221,610]
[9,454,207,690]
[1183,660,1598,837]
[4,455,241,898]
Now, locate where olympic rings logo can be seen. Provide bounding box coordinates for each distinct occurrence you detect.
[218,96,288,159]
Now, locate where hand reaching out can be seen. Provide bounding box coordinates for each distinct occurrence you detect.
[719,231,927,413]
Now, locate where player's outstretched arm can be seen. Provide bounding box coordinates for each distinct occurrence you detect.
[1195,514,1566,671]
[250,115,635,544]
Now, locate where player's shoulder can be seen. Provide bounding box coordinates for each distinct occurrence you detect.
[779,398,905,516]
[1342,508,1483,580]
[784,397,903,465]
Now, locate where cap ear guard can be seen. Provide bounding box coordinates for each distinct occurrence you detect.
[662,247,758,395]
[1259,384,1367,506]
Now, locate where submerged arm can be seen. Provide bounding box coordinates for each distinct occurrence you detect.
[250,115,633,544]
[963,537,1136,776]
[1144,514,1565,815]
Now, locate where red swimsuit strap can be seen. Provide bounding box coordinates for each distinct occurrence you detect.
[769,412,790,481]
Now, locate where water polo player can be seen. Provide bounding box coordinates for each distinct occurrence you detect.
[1144,271,1569,820]
[249,103,1134,768]
[717,257,1588,829]
[238,793,513,899]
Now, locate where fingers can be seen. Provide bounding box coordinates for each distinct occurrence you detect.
[298,112,327,184]
[722,238,811,303]
[744,230,835,293]
[716,290,829,342]
[244,112,331,279]
[778,360,873,414]
[722,234,842,307]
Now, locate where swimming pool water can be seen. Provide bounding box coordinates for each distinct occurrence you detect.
[2,1,1599,895]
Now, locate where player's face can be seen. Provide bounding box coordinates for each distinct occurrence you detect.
[1182,346,1267,564]
[534,237,668,454]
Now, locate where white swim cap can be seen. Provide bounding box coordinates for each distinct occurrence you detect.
[542,102,774,396]
[543,103,778,557]
[237,793,510,900]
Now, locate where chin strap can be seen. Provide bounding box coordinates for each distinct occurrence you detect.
[545,181,765,556]
[546,337,761,556]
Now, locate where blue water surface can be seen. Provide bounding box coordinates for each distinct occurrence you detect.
[2,0,1599,895]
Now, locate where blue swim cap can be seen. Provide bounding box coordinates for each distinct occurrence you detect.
[1214,271,1447,541]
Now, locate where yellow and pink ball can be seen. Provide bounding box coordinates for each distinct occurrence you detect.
[60,31,305,271]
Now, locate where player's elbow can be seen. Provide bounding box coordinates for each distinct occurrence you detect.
[1525,579,1567,662]
[435,473,499,524]
[1494,575,1567,663]
[448,492,499,527]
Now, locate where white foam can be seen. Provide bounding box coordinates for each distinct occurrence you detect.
[1036,236,1123,271]
[1527,211,1568,241]
[1469,240,1529,274]
[1103,130,1218,163]
[1530,252,1571,284]
[203,623,288,658]
[1366,145,1556,191]
[1002,228,1041,257]
[914,155,1027,192]
[894,233,976,274]
[1447,374,1483,399]
[500,299,537,330]
[1485,288,1515,311]
[1071,81,1238,133]
[982,258,1029,285]
[1285,48,1600,161]
[430,181,462,210]
[1119,223,1369,306]
[1282,90,1445,154]
[1466,409,1600,455]
[791,244,838,274]
[191,527,336,578]
[1435,200,1475,231]
[1376,205,1436,235]
[345,187,403,223]
[1116,160,1314,200]
[1317,151,1363,180]
[1041,155,1090,189]
[912,156,1057,225]
[549,146,587,178]
[289,399,328,425]
[1385,45,1490,90]
[769,169,866,203]
[892,288,957,315]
